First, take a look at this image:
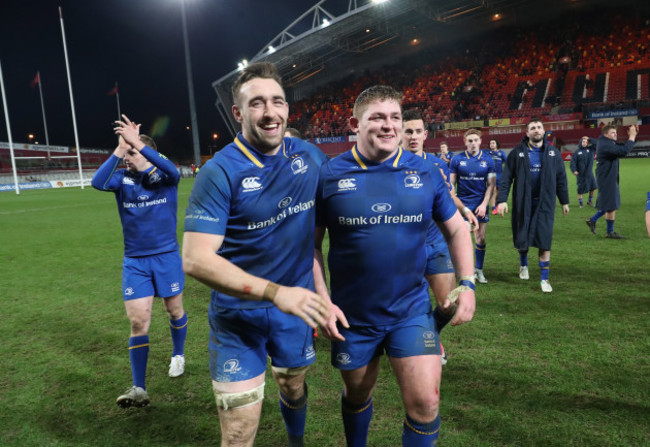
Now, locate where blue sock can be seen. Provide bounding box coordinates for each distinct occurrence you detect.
[590,210,605,222]
[279,383,308,446]
[129,335,149,389]
[342,395,373,447]
[475,243,486,269]
[539,261,550,281]
[579,198,583,207]
[519,250,528,267]
[588,194,593,202]
[169,312,188,357]
[606,219,615,234]
[402,413,440,447]
[433,305,453,334]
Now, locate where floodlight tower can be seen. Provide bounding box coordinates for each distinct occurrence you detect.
[180,0,201,166]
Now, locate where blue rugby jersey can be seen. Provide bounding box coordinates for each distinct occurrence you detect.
[92,146,180,257]
[423,152,452,248]
[449,150,496,205]
[316,146,457,327]
[184,134,327,310]
[488,149,507,178]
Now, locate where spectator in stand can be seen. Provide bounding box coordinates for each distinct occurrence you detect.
[585,125,638,239]
[570,136,598,208]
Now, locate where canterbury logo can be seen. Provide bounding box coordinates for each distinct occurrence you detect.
[338,178,356,190]
[242,176,262,191]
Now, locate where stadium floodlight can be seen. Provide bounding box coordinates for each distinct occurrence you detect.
[371,0,388,4]
[322,18,330,27]
[179,0,201,167]
[268,45,276,54]
[237,59,249,71]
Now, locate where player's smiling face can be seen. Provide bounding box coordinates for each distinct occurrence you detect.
[402,119,427,156]
[351,99,402,162]
[233,77,288,154]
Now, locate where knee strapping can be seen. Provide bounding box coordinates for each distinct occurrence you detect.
[271,365,310,376]
[213,382,265,410]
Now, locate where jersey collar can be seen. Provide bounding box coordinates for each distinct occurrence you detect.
[352,145,403,170]
[233,133,287,168]
[464,149,482,159]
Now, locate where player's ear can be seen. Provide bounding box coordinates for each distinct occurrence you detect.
[232,104,243,123]
[349,116,360,133]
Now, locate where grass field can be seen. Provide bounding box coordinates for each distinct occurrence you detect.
[1,159,649,446]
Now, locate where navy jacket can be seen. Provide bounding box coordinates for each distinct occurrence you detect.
[497,137,569,251]
[570,142,597,194]
[595,135,635,211]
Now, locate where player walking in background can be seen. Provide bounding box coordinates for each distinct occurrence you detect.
[401,109,478,364]
[449,129,496,284]
[438,141,453,164]
[585,125,638,239]
[182,62,333,447]
[497,119,569,293]
[315,86,476,447]
[91,115,188,408]
[488,138,507,215]
[570,136,597,208]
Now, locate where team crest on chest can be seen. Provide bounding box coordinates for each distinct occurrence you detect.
[290,155,308,175]
[404,171,423,189]
[241,176,263,192]
[480,161,487,168]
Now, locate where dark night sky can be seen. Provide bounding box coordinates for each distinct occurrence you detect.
[0,0,339,161]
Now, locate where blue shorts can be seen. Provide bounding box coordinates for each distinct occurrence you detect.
[646,192,650,212]
[331,312,440,370]
[209,305,316,382]
[425,244,454,276]
[462,199,490,223]
[122,251,184,300]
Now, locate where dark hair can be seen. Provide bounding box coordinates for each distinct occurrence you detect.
[353,85,402,119]
[526,118,544,130]
[139,134,157,151]
[602,125,616,135]
[489,139,500,149]
[285,127,302,138]
[402,109,423,123]
[231,62,283,106]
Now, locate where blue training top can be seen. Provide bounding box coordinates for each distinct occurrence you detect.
[316,146,457,327]
[450,150,495,205]
[528,143,544,200]
[488,149,507,178]
[91,146,180,257]
[423,152,452,248]
[184,134,327,310]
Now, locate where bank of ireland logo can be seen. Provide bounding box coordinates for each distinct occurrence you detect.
[338,178,357,191]
[137,194,150,201]
[278,196,292,209]
[242,176,262,192]
[371,203,392,213]
[223,359,242,374]
[171,282,180,293]
[404,172,423,189]
[336,353,352,365]
[124,287,134,296]
[423,330,436,348]
[291,156,308,175]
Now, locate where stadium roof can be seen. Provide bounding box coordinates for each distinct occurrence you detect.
[211,0,616,137]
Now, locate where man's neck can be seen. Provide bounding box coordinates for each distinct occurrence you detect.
[357,144,398,163]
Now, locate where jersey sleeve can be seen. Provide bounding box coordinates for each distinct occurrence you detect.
[430,167,457,223]
[140,146,180,185]
[91,155,124,191]
[449,156,459,175]
[184,160,231,235]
